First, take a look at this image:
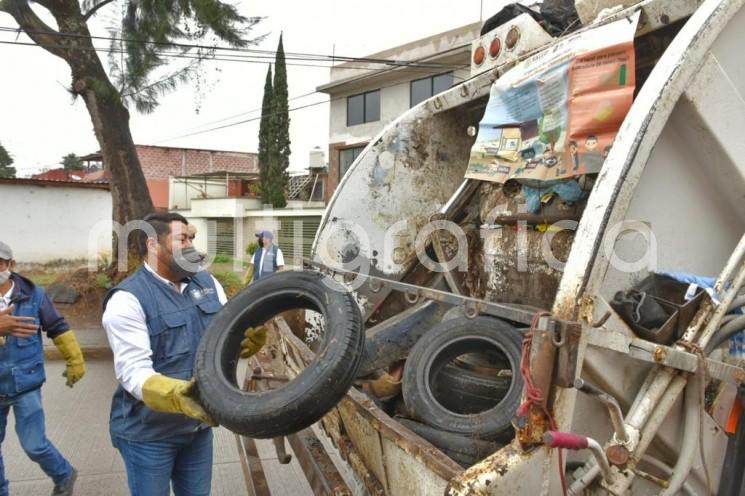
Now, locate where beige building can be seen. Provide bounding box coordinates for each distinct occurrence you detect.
[317,22,481,201]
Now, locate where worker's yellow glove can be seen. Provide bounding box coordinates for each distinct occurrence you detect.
[240,325,267,359]
[142,375,216,426]
[242,264,255,286]
[52,331,86,388]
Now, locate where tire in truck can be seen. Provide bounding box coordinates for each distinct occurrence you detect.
[402,316,524,439]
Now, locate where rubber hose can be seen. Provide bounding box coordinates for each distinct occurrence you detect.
[659,373,701,496]
[705,315,745,353]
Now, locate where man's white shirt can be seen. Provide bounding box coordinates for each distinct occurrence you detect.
[0,281,14,311]
[102,263,227,401]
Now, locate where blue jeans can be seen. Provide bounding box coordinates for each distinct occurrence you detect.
[114,428,213,496]
[0,387,73,496]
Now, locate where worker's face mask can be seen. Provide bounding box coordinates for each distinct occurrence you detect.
[257,237,264,247]
[169,246,205,280]
[0,269,10,286]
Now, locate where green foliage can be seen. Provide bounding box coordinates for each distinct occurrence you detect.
[270,34,290,208]
[94,273,113,289]
[101,0,264,113]
[258,64,275,203]
[211,270,242,298]
[0,141,16,179]
[245,241,259,256]
[212,254,232,264]
[247,182,261,197]
[258,35,291,208]
[61,153,85,171]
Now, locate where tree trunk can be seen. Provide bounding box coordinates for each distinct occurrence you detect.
[1,1,154,269]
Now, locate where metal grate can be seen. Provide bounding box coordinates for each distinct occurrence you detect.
[276,216,321,265]
[214,218,235,256]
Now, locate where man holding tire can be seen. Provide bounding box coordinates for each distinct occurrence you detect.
[102,213,264,496]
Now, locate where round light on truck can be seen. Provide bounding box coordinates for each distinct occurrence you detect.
[473,46,485,66]
[506,26,520,50]
[489,37,502,59]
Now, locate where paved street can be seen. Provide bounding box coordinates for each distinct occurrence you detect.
[2,358,313,496]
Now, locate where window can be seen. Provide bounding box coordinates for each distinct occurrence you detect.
[410,72,454,107]
[347,90,381,126]
[339,146,365,179]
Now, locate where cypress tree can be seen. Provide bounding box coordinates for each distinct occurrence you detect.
[270,34,291,208]
[258,65,274,203]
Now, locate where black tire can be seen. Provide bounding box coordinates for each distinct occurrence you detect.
[435,364,511,415]
[402,316,524,438]
[195,271,364,438]
[398,418,502,467]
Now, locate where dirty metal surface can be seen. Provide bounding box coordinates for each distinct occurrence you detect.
[312,87,483,319]
[305,260,541,325]
[358,300,446,377]
[584,326,745,385]
[286,429,351,496]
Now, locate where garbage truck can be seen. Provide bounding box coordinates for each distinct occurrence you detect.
[195,0,745,493]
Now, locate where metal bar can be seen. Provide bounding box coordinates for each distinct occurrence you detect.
[240,436,272,496]
[286,429,352,496]
[238,373,271,496]
[574,378,630,445]
[584,327,745,385]
[304,259,540,325]
[235,433,255,496]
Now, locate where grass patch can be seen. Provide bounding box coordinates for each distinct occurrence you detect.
[94,273,113,289]
[25,272,60,287]
[211,270,244,299]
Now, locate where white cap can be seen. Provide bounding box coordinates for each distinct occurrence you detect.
[0,241,12,260]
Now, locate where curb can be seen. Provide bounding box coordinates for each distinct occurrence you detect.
[44,346,113,361]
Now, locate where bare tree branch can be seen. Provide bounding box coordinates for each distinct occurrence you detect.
[82,0,114,21]
[0,0,72,59]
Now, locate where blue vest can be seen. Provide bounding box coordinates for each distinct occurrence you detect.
[104,267,222,442]
[252,244,279,282]
[0,286,45,397]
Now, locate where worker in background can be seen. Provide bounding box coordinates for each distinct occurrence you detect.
[250,230,285,282]
[101,213,264,496]
[0,241,84,496]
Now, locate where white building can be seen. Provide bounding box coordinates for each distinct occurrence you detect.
[0,178,112,265]
[317,22,481,199]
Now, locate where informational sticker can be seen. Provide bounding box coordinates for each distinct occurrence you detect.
[466,12,639,183]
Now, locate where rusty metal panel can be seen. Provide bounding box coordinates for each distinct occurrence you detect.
[336,400,390,493]
[286,429,351,496]
[379,436,451,496]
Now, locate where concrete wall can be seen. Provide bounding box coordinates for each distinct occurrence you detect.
[1,182,112,264]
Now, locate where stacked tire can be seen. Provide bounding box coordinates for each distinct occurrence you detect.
[400,316,524,465]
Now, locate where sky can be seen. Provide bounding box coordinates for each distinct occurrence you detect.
[0,0,509,176]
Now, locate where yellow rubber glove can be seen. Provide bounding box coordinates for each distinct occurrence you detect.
[52,331,86,388]
[240,325,267,359]
[142,375,216,426]
[242,264,255,286]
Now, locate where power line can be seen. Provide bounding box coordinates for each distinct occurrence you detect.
[155,64,479,143]
[0,38,465,72]
[0,28,475,142]
[0,25,463,70]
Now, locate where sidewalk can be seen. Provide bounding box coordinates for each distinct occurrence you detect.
[43,327,111,360]
[2,359,313,496]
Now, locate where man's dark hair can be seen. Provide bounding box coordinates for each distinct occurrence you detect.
[138,212,189,256]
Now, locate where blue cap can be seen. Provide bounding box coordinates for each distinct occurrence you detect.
[255,230,273,239]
